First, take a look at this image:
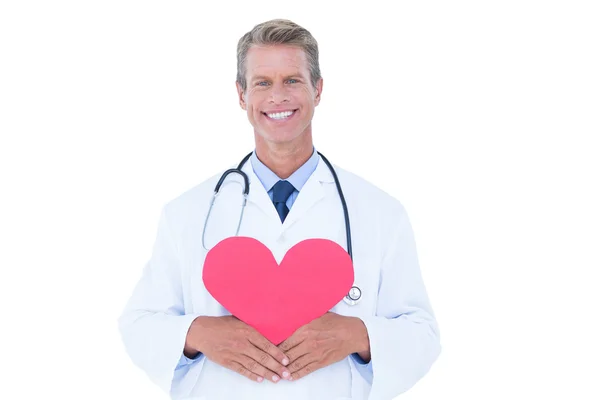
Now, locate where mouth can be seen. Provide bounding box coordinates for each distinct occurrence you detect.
[262,109,298,122]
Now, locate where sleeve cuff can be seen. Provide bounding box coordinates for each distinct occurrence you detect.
[175,315,205,369]
[350,352,373,385]
[176,352,204,369]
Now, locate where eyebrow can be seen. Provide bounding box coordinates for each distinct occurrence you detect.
[250,75,303,82]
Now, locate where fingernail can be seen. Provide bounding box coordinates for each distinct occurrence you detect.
[272,375,279,382]
[282,371,289,378]
[282,358,289,365]
[257,377,263,382]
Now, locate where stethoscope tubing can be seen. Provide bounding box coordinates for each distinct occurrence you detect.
[202,151,361,305]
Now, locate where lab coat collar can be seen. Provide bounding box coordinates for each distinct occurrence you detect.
[240,154,335,231]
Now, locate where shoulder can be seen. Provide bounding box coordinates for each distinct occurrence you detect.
[332,163,407,216]
[329,162,411,242]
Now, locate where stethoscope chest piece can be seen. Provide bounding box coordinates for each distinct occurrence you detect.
[343,285,362,306]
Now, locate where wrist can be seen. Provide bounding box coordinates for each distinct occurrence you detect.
[183,345,199,359]
[184,316,210,356]
[346,316,370,354]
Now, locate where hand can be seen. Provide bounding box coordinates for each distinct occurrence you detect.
[185,315,291,383]
[278,312,370,381]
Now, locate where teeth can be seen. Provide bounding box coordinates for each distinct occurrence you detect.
[267,110,294,120]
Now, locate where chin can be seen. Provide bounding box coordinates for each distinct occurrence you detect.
[259,129,303,144]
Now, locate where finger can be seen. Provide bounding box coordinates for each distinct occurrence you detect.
[290,361,320,381]
[243,347,291,382]
[225,360,265,383]
[287,353,314,374]
[246,345,291,380]
[248,335,290,367]
[278,331,304,353]
[284,340,311,365]
[239,354,284,383]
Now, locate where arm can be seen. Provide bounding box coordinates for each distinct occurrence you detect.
[117,206,203,395]
[360,205,441,399]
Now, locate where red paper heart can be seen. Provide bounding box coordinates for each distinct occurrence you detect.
[202,236,354,344]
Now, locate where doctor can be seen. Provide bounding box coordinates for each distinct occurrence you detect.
[118,18,441,400]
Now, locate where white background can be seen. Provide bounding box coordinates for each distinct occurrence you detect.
[1,1,599,399]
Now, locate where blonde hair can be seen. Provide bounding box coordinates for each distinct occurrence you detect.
[236,19,321,92]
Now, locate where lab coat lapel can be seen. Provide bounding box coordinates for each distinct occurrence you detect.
[281,157,334,231]
[240,161,281,223]
[241,155,335,231]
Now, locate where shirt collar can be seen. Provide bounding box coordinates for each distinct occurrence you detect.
[250,147,319,192]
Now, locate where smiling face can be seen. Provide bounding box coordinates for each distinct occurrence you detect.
[236,44,323,148]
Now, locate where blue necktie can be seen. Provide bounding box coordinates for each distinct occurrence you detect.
[272,180,295,222]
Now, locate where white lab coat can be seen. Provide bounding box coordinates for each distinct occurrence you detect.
[118,155,441,400]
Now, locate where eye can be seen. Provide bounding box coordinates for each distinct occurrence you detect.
[287,79,298,84]
[257,81,270,86]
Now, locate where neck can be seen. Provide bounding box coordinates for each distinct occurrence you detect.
[254,131,314,179]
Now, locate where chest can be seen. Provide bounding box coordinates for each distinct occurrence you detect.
[179,183,383,321]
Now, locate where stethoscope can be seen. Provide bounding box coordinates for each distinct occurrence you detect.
[202,150,362,306]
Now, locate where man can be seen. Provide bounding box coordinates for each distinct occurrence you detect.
[118,19,441,400]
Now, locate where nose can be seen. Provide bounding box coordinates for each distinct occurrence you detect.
[268,82,290,104]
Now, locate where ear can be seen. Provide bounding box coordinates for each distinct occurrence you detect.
[236,81,246,110]
[314,78,324,107]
